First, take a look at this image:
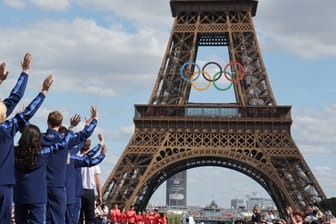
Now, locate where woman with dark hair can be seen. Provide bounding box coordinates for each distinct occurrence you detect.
[14,124,74,223]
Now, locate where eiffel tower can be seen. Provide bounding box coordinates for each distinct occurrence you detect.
[102,0,326,217]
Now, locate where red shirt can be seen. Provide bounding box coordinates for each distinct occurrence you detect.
[159,216,167,224]
[127,209,136,224]
[110,207,121,223]
[153,212,161,224]
[120,212,127,224]
[148,214,155,224]
[136,213,144,224]
[144,213,152,224]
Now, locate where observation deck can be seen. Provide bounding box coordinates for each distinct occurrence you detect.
[134,104,292,131]
[170,0,259,17]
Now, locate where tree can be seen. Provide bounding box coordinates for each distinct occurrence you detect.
[318,197,336,216]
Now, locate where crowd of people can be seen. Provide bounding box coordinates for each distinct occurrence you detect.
[106,204,167,224]
[0,53,108,224]
[248,204,334,224]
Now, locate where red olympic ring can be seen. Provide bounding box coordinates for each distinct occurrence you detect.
[223,61,245,83]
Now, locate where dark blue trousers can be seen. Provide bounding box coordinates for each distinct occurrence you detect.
[74,196,81,223]
[15,203,46,224]
[46,187,66,224]
[66,203,77,224]
[0,185,13,223]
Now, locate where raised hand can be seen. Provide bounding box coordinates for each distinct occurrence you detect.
[21,53,32,73]
[101,144,107,155]
[85,106,98,125]
[90,106,98,120]
[0,62,9,83]
[98,133,104,144]
[70,114,81,129]
[41,74,54,94]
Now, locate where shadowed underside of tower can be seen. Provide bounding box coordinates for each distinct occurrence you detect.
[102,0,326,217]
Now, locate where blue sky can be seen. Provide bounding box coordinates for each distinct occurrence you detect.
[0,0,335,208]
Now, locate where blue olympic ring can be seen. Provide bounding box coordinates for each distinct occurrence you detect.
[179,61,245,91]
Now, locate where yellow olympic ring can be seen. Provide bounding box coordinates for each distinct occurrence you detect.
[190,70,212,91]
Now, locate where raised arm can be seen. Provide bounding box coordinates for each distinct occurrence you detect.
[15,74,53,130]
[3,53,32,116]
[74,144,107,168]
[21,53,32,74]
[85,106,98,126]
[41,74,53,95]
[69,113,81,131]
[0,62,9,84]
[68,106,98,148]
[86,133,104,157]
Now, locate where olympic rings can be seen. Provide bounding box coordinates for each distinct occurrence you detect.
[179,61,245,91]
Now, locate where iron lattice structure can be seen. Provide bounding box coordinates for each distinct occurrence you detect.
[103,0,326,217]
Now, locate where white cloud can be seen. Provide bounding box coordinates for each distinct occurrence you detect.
[255,0,336,58]
[312,166,336,197]
[72,0,336,59]
[30,0,70,11]
[0,17,167,97]
[4,0,26,9]
[292,104,336,155]
[74,0,173,29]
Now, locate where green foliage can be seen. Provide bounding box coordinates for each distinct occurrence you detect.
[167,213,182,224]
[318,197,336,216]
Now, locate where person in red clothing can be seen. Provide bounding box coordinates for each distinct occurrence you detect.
[110,203,121,224]
[127,205,136,224]
[158,213,167,224]
[150,211,155,224]
[143,209,152,224]
[152,209,161,224]
[135,211,144,224]
[120,208,127,224]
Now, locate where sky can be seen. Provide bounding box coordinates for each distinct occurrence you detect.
[0,0,336,209]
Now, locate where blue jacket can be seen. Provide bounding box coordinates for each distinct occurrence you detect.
[42,119,98,187]
[0,92,45,185]
[4,72,28,117]
[66,144,105,204]
[14,130,74,204]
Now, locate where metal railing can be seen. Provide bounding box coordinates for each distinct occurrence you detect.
[134,104,291,121]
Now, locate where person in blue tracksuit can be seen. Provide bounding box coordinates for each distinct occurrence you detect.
[73,139,93,223]
[14,124,75,223]
[65,134,107,224]
[1,53,31,117]
[42,106,98,224]
[0,74,53,223]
